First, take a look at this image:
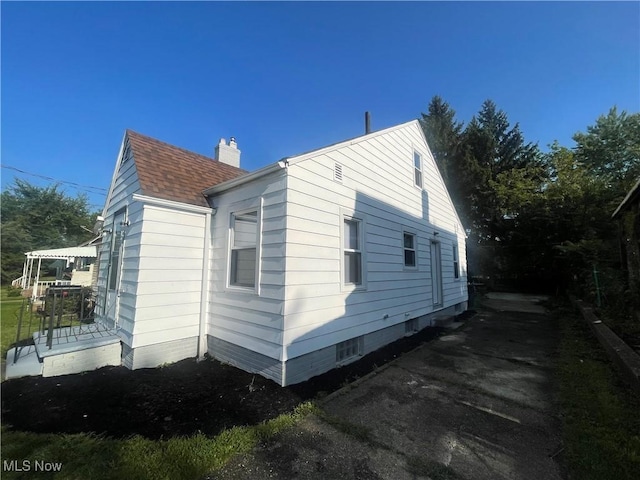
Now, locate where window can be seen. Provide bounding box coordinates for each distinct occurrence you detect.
[230,211,258,288]
[107,209,126,291]
[453,241,460,279]
[404,232,416,267]
[414,151,423,188]
[343,218,362,285]
[336,337,363,363]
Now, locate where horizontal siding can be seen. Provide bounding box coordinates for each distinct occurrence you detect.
[207,171,287,360]
[207,336,283,385]
[124,337,198,369]
[283,121,467,359]
[118,205,207,345]
[96,150,143,333]
[131,325,200,348]
[283,309,455,385]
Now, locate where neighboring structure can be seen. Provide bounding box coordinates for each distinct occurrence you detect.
[13,237,100,300]
[612,177,640,308]
[93,120,468,386]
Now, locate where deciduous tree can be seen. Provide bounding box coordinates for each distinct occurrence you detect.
[0,179,97,284]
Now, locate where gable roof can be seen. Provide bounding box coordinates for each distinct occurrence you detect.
[126,130,247,207]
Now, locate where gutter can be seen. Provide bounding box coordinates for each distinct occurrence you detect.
[203,159,288,196]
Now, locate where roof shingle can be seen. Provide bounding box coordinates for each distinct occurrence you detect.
[126,129,247,207]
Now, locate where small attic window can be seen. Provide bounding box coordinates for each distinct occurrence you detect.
[334,163,343,183]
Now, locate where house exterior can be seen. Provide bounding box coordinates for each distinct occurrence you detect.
[96,120,468,386]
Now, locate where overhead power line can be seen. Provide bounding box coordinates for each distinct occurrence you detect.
[1,164,108,196]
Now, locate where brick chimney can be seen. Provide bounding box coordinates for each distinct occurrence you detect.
[215,137,241,168]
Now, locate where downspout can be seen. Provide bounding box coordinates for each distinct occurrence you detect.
[198,209,213,360]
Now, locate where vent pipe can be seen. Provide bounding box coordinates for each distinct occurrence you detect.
[365,111,371,134]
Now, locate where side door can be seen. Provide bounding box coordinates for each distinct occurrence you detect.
[104,208,126,328]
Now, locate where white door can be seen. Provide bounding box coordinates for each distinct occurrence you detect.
[104,209,126,328]
[431,241,443,307]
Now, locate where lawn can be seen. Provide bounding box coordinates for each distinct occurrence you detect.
[556,302,640,480]
[1,288,29,361]
[1,403,317,480]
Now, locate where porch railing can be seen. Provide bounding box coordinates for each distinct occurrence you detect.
[12,285,98,364]
[30,280,72,299]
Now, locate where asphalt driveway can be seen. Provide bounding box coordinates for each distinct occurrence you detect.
[213,293,564,480]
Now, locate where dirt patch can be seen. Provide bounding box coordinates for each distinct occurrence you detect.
[1,320,467,439]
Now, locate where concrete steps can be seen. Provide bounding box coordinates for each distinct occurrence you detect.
[5,324,121,380]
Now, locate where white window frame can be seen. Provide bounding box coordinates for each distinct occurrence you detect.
[336,336,363,364]
[228,207,260,292]
[403,230,418,270]
[453,241,460,280]
[341,212,366,291]
[413,151,423,189]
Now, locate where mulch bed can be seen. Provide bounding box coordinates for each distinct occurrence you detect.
[1,317,471,440]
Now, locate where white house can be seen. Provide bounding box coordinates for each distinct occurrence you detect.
[95,120,468,386]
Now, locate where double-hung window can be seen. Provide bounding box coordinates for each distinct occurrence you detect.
[414,151,423,188]
[453,241,460,279]
[343,217,362,286]
[230,211,258,288]
[404,232,417,268]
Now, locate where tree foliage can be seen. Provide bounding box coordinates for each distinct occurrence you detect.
[573,107,640,191]
[1,179,98,284]
[420,97,638,303]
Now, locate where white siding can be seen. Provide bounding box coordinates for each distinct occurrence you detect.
[96,138,208,358]
[96,146,143,335]
[207,171,287,362]
[129,204,207,348]
[282,121,467,361]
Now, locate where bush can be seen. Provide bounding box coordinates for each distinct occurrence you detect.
[5,286,22,297]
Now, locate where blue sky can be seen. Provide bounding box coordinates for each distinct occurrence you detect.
[2,1,638,211]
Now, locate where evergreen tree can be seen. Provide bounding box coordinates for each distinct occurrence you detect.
[0,179,97,283]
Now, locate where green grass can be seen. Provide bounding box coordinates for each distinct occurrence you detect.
[1,288,29,361]
[1,402,318,480]
[557,304,640,480]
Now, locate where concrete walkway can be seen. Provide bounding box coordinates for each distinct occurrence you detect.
[213,293,563,480]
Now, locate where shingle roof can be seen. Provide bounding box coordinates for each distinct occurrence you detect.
[126,129,247,207]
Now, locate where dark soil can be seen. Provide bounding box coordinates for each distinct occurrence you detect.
[1,316,471,440]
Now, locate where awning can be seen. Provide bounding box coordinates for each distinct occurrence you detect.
[25,246,97,260]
